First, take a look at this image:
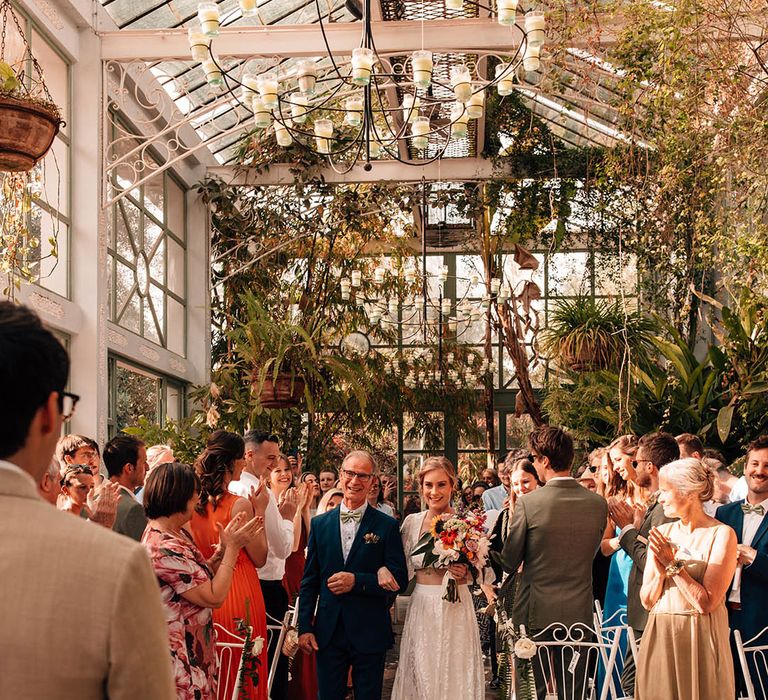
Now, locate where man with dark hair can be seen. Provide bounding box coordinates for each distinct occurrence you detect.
[0,302,174,699]
[230,429,297,700]
[55,434,101,475]
[104,434,148,541]
[609,431,679,693]
[717,435,768,699]
[676,432,704,459]
[500,425,607,698]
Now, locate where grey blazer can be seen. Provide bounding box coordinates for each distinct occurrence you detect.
[619,498,675,631]
[113,486,148,541]
[501,478,608,630]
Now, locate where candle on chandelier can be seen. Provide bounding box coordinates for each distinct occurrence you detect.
[187,28,211,63]
[351,47,374,86]
[345,96,364,127]
[241,73,259,100]
[499,284,510,302]
[351,270,362,287]
[239,0,258,16]
[523,44,541,72]
[296,60,317,96]
[273,119,293,146]
[438,264,449,283]
[495,63,514,96]
[525,11,546,48]
[411,50,433,89]
[445,0,463,9]
[368,139,382,159]
[202,59,224,87]
[481,295,491,310]
[374,266,386,284]
[314,119,334,154]
[404,266,417,284]
[257,76,279,110]
[340,278,351,300]
[491,278,501,294]
[388,298,399,315]
[496,0,518,26]
[197,3,220,37]
[290,94,308,123]
[467,89,485,119]
[441,298,452,316]
[447,352,455,364]
[451,65,472,103]
[252,96,272,129]
[470,271,480,286]
[411,117,430,149]
[402,93,421,124]
[450,102,469,139]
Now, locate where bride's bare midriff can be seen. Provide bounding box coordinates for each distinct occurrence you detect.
[415,567,468,585]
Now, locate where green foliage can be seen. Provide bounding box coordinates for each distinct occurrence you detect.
[0,61,20,93]
[123,415,210,465]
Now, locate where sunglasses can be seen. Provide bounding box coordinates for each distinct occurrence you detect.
[57,391,80,420]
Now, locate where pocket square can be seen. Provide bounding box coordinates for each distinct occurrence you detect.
[363,533,380,544]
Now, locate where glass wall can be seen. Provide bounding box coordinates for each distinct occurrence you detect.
[108,148,187,355]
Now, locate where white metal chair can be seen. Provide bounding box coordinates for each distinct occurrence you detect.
[523,621,623,700]
[735,626,768,700]
[266,606,294,699]
[214,622,250,700]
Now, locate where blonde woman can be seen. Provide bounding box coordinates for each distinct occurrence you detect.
[391,456,485,700]
[635,459,736,699]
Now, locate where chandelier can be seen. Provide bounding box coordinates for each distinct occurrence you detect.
[188,0,545,172]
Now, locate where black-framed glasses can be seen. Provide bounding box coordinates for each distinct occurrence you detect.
[57,391,80,420]
[586,465,599,473]
[340,468,373,483]
[527,453,541,462]
[632,459,652,469]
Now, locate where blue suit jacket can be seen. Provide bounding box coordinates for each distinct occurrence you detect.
[298,504,408,654]
[716,500,768,642]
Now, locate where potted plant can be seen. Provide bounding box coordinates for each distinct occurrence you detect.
[540,295,656,372]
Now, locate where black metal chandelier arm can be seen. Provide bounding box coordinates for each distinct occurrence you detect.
[315,0,346,81]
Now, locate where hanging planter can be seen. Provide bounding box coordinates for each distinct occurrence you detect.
[256,372,306,409]
[0,0,64,172]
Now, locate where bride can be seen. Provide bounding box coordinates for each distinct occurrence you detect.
[390,456,485,700]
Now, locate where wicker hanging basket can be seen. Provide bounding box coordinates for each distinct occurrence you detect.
[0,93,61,171]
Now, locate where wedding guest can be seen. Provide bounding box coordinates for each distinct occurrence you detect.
[299,471,321,514]
[53,461,120,526]
[55,434,101,476]
[609,431,679,694]
[635,458,736,700]
[470,480,488,508]
[38,458,62,505]
[391,456,485,699]
[367,474,395,517]
[0,300,175,699]
[143,462,263,700]
[676,432,704,459]
[298,451,407,700]
[59,465,94,517]
[104,434,148,541]
[190,431,269,700]
[317,487,343,513]
[230,431,297,700]
[319,468,337,495]
[717,435,768,700]
[482,450,524,511]
[500,425,607,698]
[136,444,174,504]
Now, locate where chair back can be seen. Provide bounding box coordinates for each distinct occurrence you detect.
[523,621,623,700]
[214,622,249,700]
[266,607,294,698]
[735,626,768,700]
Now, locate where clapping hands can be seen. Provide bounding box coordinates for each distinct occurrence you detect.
[278,487,298,520]
[86,480,120,528]
[648,527,676,570]
[247,482,269,516]
[216,512,264,552]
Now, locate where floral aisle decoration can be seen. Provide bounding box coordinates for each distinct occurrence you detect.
[497,612,537,700]
[234,603,263,697]
[412,508,490,603]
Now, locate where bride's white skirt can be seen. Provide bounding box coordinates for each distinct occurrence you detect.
[391,583,486,700]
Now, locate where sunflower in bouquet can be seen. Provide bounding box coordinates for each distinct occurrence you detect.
[412,508,491,602]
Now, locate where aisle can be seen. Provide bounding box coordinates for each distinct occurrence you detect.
[380,612,501,700]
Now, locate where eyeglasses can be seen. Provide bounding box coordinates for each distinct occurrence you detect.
[527,453,541,462]
[632,459,652,469]
[340,468,373,483]
[57,391,80,420]
[586,465,599,473]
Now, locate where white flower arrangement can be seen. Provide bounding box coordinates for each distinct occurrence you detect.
[513,636,537,660]
[251,635,265,656]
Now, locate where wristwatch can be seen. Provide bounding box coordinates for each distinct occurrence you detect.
[665,560,685,578]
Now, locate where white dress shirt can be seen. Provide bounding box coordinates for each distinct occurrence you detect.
[730,476,748,502]
[728,495,768,603]
[229,471,294,580]
[482,484,507,511]
[340,501,367,562]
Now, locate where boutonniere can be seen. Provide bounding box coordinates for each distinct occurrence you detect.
[364,533,381,544]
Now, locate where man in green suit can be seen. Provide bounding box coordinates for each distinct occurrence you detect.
[104,434,148,541]
[501,425,607,699]
[609,431,679,694]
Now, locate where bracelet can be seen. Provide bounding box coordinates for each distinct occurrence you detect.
[665,560,684,578]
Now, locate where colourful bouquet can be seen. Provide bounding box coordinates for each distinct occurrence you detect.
[412,508,491,603]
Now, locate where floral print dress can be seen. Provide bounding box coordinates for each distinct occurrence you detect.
[142,526,218,700]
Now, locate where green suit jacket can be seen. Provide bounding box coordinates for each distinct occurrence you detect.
[501,478,607,630]
[112,487,148,542]
[618,498,675,631]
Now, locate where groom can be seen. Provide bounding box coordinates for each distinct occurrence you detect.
[298,451,408,700]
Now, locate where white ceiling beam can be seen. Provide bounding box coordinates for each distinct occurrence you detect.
[99,18,524,61]
[207,157,506,185]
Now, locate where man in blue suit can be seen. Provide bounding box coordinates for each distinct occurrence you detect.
[298,450,408,700]
[717,435,768,700]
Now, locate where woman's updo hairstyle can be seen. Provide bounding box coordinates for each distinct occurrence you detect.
[195,430,245,514]
[659,458,715,502]
[418,456,457,489]
[608,434,639,457]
